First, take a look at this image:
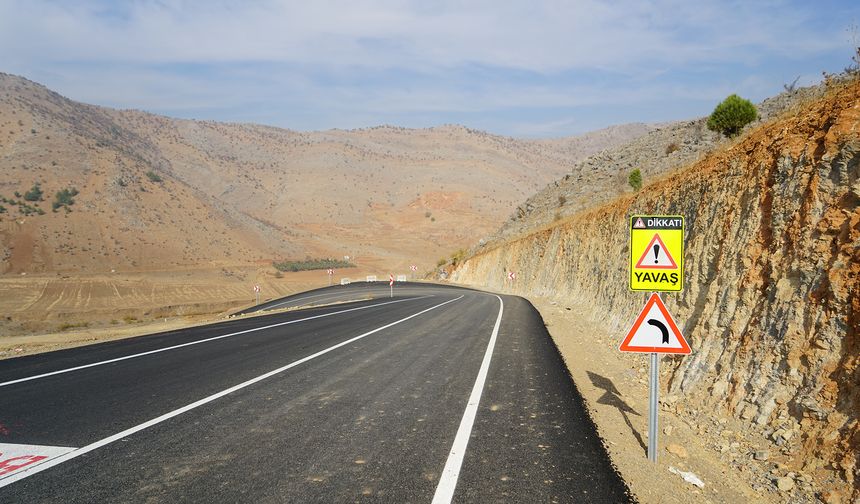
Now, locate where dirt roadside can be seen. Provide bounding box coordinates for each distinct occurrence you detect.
[530,294,831,504]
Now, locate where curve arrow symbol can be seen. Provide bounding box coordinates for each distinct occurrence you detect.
[647,319,669,344]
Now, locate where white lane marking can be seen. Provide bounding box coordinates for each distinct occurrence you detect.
[0,295,433,388]
[432,295,504,504]
[0,295,465,487]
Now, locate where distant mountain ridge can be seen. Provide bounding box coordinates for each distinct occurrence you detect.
[0,72,653,274]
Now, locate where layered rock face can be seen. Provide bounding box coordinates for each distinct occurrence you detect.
[451,79,859,497]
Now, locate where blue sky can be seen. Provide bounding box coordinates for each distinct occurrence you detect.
[1,0,856,137]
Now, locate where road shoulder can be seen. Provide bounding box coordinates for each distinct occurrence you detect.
[529,295,768,504]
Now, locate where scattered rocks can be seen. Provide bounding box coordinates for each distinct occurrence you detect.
[666,443,688,458]
[669,466,705,488]
[753,450,770,461]
[776,476,795,492]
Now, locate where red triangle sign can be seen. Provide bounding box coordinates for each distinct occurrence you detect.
[620,293,690,354]
[633,217,645,228]
[634,233,678,270]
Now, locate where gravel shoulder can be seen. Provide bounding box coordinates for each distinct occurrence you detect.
[530,294,790,504]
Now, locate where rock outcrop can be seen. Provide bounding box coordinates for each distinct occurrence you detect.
[451,78,859,500]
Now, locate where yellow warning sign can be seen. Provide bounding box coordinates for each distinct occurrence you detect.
[630,215,684,292]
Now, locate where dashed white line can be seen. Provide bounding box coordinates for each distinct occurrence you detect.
[0,295,465,487]
[0,295,433,388]
[432,294,504,504]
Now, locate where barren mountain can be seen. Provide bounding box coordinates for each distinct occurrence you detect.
[0,73,651,275]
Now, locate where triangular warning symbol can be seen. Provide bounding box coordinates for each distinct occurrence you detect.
[633,217,645,229]
[634,233,677,270]
[620,293,690,354]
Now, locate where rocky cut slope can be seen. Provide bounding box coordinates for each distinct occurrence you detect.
[450,78,859,500]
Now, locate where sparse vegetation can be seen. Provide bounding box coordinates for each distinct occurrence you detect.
[145,171,163,183]
[665,142,679,155]
[437,258,447,267]
[557,194,566,207]
[707,94,757,137]
[783,76,801,93]
[24,183,43,201]
[450,248,466,266]
[52,187,79,211]
[58,321,89,332]
[17,202,43,216]
[628,169,643,191]
[273,258,355,272]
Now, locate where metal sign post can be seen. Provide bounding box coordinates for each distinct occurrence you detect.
[625,215,690,464]
[648,348,659,463]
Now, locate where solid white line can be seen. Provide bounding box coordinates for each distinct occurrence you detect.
[0,295,433,388]
[432,295,504,504]
[0,295,465,487]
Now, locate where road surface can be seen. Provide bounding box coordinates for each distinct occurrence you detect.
[0,283,630,502]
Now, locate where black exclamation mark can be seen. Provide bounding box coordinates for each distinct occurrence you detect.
[653,244,660,264]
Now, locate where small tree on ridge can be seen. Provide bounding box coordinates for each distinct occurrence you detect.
[707,94,757,137]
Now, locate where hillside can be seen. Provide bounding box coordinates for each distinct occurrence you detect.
[0,72,652,275]
[450,77,859,502]
[487,82,832,248]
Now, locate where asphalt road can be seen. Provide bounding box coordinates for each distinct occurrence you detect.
[0,283,630,503]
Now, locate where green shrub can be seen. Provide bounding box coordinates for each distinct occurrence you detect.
[628,169,643,191]
[436,258,447,267]
[707,94,757,137]
[53,187,78,210]
[450,249,466,266]
[24,183,43,201]
[273,258,355,272]
[146,171,163,183]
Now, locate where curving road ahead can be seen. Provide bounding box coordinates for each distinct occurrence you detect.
[0,283,630,502]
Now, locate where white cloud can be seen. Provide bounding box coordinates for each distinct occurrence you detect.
[0,0,852,136]
[0,0,846,71]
